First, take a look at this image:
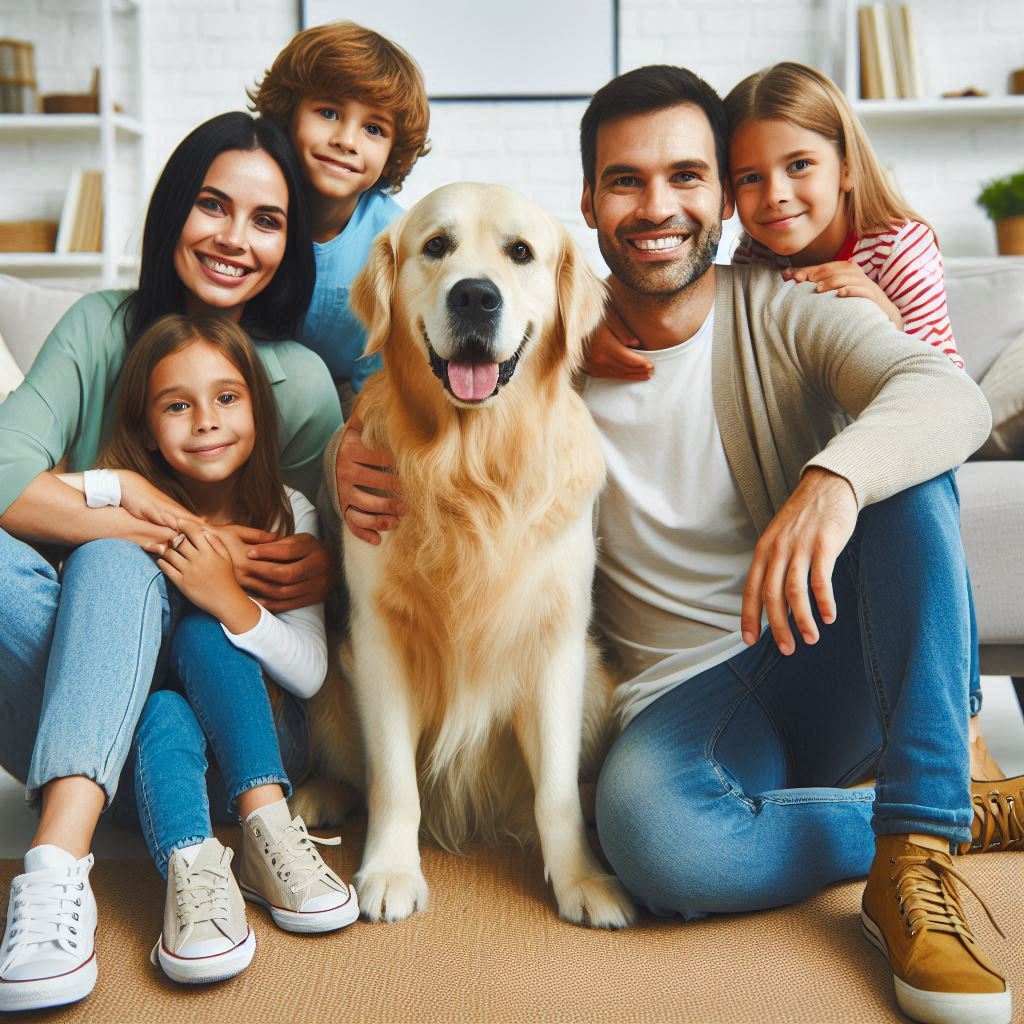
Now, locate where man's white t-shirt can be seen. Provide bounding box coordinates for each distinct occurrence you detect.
[583,307,761,729]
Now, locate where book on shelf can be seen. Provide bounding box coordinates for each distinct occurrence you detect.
[0,39,37,113]
[56,170,103,254]
[858,4,925,101]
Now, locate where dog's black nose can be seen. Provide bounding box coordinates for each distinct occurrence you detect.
[448,278,502,326]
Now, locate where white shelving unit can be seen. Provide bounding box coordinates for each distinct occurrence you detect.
[839,0,1024,123]
[0,0,148,287]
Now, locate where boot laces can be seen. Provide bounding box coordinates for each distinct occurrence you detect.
[964,787,1023,853]
[0,861,91,973]
[891,852,1005,943]
[262,819,343,896]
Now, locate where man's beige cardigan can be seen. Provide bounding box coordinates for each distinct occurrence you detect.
[712,265,990,534]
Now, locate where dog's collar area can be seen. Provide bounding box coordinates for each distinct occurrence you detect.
[421,323,531,403]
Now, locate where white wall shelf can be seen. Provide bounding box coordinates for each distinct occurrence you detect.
[0,253,138,271]
[0,0,148,287]
[0,113,145,138]
[853,96,1024,122]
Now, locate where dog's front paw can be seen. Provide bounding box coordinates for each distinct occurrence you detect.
[355,866,429,922]
[556,873,637,929]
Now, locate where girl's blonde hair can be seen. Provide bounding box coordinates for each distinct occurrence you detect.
[724,61,926,237]
[99,314,294,537]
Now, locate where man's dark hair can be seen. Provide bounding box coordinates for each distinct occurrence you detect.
[580,65,728,186]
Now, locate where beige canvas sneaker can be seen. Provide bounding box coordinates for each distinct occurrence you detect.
[861,834,1011,1024]
[151,839,255,985]
[239,799,358,934]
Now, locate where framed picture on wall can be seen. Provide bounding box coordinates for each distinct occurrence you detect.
[300,0,618,99]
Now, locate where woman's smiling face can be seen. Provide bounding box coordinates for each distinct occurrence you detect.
[173,148,290,321]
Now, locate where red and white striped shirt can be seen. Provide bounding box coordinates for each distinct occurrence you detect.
[732,220,963,370]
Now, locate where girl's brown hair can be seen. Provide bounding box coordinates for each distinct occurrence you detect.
[98,314,294,536]
[249,20,430,194]
[724,61,926,237]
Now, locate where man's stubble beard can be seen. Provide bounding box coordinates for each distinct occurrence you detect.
[598,221,722,301]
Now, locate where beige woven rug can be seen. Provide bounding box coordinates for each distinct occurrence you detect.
[2,824,1020,1024]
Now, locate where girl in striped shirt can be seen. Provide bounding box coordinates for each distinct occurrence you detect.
[724,60,962,368]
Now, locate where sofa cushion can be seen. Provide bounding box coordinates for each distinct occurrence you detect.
[944,257,1024,382]
[0,329,24,402]
[958,460,1024,644]
[0,274,82,373]
[976,331,1024,458]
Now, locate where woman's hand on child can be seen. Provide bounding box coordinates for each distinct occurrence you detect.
[783,262,904,329]
[157,520,260,633]
[117,470,201,530]
[214,525,335,613]
[336,414,403,545]
[584,306,654,381]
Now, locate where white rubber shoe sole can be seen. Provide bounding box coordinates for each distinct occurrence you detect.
[153,928,255,985]
[861,909,1012,1024]
[0,945,97,1012]
[241,883,359,934]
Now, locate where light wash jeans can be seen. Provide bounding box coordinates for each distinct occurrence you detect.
[595,472,974,920]
[132,611,310,878]
[0,531,179,807]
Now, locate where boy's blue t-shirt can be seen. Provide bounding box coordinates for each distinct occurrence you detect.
[298,188,404,392]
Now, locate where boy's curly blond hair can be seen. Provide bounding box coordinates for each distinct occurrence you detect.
[250,21,430,193]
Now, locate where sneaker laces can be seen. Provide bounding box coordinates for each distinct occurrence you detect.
[261,819,343,897]
[174,861,233,948]
[0,860,91,974]
[963,787,1023,853]
[891,852,1005,944]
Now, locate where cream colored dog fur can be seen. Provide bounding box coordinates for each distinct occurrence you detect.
[293,183,636,930]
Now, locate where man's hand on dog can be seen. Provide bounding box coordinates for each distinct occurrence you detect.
[585,305,654,381]
[336,414,404,544]
[214,525,336,613]
[741,468,858,656]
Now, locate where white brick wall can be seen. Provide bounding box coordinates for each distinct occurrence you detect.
[2,0,1023,277]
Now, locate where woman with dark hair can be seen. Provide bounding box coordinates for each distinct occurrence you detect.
[0,112,341,1012]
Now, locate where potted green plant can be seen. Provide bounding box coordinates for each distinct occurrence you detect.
[977,171,1024,255]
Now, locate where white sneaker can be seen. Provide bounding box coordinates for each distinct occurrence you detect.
[239,799,358,933]
[151,839,254,985]
[0,846,98,1012]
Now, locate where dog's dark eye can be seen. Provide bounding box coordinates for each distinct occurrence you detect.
[509,241,533,264]
[424,235,448,258]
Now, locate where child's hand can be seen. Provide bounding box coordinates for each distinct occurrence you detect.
[117,470,202,530]
[585,306,654,381]
[157,520,260,634]
[783,262,903,329]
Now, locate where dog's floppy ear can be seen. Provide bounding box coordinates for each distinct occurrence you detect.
[557,228,608,374]
[349,221,399,357]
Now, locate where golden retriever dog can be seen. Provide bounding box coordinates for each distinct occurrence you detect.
[293,182,636,930]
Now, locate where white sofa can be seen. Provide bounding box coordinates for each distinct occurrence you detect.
[1,265,1021,703]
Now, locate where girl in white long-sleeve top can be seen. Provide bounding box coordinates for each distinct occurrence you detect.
[66,313,358,985]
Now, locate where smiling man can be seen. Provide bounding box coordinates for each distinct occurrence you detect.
[580,66,1009,1024]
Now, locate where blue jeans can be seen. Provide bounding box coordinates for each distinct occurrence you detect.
[132,611,310,878]
[595,473,973,920]
[0,531,179,807]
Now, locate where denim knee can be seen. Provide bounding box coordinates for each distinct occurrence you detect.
[596,735,732,920]
[63,536,163,583]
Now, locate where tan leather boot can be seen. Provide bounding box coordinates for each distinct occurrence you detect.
[861,834,1010,1024]
[960,776,1024,854]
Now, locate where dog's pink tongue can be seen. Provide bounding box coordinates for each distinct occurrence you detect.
[447,361,499,401]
